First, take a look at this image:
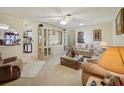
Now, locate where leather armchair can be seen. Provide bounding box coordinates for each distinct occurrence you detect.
[81,62,124,86]
[0,53,22,84]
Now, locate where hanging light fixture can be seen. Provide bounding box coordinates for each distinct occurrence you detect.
[60,20,67,25]
[59,14,72,25]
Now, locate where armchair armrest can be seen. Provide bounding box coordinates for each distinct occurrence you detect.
[0,56,22,84]
[0,65,12,82]
[0,64,21,83]
[4,59,23,71]
[3,56,17,64]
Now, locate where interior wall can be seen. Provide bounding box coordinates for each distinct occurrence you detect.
[113,8,124,46]
[67,31,75,48]
[0,14,64,62]
[0,14,23,59]
[0,14,39,62]
[22,20,38,62]
[75,21,113,47]
[0,14,38,62]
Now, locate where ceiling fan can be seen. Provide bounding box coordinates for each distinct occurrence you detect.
[36,13,75,25]
[34,8,88,26]
[59,14,73,25]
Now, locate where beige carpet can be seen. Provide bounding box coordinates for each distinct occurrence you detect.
[2,53,82,86]
[21,62,45,78]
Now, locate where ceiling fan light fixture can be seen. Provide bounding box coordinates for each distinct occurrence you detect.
[60,20,67,25]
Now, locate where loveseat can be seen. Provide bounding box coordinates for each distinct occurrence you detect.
[81,46,124,85]
[0,53,22,84]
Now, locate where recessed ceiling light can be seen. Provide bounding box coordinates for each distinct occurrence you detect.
[79,23,84,26]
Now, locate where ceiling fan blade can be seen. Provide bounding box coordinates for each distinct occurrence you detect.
[34,15,59,19]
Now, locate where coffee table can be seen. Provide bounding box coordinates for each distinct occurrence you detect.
[60,55,83,70]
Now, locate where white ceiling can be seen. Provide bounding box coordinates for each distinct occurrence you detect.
[0,7,119,30]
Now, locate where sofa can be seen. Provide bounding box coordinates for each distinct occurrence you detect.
[75,49,95,58]
[81,46,124,85]
[74,43,97,58]
[0,53,22,84]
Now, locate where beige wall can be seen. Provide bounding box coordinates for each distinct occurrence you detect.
[113,8,124,46]
[67,31,75,48]
[0,14,39,62]
[0,14,64,62]
[0,14,23,59]
[75,8,124,47]
[75,21,113,47]
[22,20,38,62]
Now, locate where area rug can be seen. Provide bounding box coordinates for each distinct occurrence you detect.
[21,62,45,78]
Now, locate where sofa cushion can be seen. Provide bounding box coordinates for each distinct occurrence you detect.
[87,44,93,50]
[76,43,88,50]
[76,43,82,49]
[81,44,88,50]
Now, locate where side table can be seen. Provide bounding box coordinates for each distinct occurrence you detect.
[60,55,83,70]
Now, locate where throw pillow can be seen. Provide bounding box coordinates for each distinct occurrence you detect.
[81,44,87,50]
[110,77,124,86]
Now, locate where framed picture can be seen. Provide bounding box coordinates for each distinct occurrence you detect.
[77,32,84,43]
[115,8,124,35]
[93,29,102,41]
